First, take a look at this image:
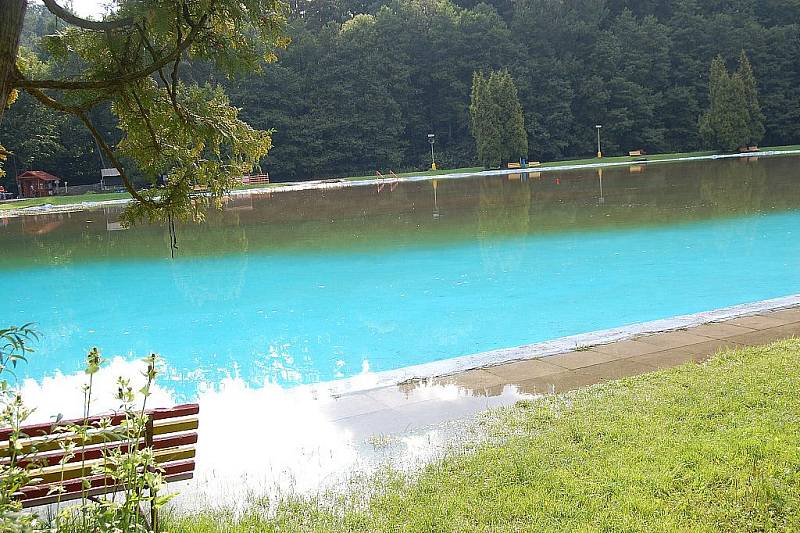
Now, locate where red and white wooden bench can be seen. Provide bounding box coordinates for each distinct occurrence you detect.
[241,174,270,185]
[0,403,199,519]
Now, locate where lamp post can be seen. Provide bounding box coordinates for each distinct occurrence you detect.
[595,125,603,159]
[428,133,437,171]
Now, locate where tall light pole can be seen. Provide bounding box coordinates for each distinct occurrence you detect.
[595,124,603,159]
[428,133,437,171]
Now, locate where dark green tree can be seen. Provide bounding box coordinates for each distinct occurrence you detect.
[699,56,750,151]
[5,0,800,184]
[469,69,527,168]
[735,50,766,146]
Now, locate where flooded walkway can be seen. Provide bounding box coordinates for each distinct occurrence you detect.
[169,304,800,511]
[324,305,800,439]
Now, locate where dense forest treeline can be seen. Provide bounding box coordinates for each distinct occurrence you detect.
[2,0,799,187]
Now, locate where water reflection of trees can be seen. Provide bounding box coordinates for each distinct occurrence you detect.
[3,157,800,270]
[21,214,73,266]
[698,159,768,215]
[170,210,251,305]
[477,177,532,272]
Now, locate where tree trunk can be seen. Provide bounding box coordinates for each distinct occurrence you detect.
[0,0,27,123]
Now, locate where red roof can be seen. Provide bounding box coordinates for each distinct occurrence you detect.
[17,171,61,182]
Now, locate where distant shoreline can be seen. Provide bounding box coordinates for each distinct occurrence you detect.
[2,146,799,219]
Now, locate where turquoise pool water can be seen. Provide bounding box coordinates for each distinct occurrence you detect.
[4,157,800,398]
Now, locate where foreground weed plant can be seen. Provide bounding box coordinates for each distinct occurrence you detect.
[0,325,175,532]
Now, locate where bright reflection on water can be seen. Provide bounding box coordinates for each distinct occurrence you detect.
[4,157,800,397]
[17,358,532,508]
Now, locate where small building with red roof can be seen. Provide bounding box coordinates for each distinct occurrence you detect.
[16,171,61,198]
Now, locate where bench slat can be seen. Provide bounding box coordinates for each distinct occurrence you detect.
[20,461,195,508]
[21,472,194,509]
[29,446,196,485]
[0,404,199,441]
[2,415,199,457]
[10,433,198,469]
[153,417,198,436]
[1,428,122,457]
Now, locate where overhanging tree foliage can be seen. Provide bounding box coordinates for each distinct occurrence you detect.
[469,69,527,168]
[0,0,289,225]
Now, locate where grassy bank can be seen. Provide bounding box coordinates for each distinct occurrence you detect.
[169,340,800,531]
[4,144,800,213]
[0,191,129,211]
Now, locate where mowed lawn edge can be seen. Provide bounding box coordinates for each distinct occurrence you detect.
[171,340,800,531]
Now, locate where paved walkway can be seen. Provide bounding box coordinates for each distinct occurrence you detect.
[326,307,800,440]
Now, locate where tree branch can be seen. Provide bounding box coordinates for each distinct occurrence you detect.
[21,83,154,206]
[12,12,208,91]
[74,109,155,207]
[40,0,133,31]
[126,87,161,154]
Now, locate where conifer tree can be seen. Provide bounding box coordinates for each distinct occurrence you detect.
[470,69,528,168]
[699,56,750,151]
[735,51,766,146]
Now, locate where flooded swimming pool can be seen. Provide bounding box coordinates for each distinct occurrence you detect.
[4,156,800,399]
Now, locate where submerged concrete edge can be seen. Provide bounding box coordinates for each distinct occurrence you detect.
[315,294,800,396]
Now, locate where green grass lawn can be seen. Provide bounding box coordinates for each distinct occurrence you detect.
[0,192,129,210]
[4,144,800,213]
[168,340,800,531]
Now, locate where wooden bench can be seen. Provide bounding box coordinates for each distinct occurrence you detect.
[508,162,541,170]
[241,174,270,185]
[0,403,199,517]
[628,149,646,157]
[738,145,759,153]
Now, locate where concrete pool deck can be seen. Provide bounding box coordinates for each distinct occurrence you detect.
[323,305,800,440]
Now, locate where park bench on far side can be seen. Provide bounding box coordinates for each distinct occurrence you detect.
[628,149,646,157]
[0,403,199,527]
[241,174,270,185]
[738,145,760,153]
[506,161,540,169]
